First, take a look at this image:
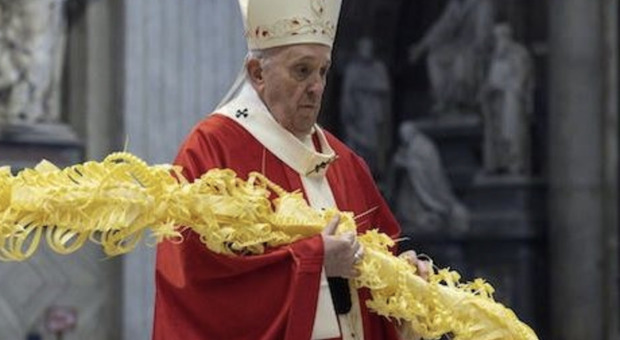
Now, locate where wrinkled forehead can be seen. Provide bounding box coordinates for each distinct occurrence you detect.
[272,43,333,64]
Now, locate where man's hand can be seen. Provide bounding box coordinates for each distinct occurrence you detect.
[397,323,422,340]
[396,250,431,340]
[399,250,431,281]
[321,215,364,278]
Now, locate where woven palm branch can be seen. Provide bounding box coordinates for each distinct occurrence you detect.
[0,153,538,340]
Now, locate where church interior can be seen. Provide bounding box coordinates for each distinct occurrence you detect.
[0,0,618,339]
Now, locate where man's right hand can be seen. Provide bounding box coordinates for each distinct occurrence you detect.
[321,215,363,279]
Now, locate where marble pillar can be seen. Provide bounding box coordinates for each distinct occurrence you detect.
[602,0,620,338]
[549,0,617,339]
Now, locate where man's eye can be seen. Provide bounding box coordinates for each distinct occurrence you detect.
[294,65,310,79]
[320,67,329,77]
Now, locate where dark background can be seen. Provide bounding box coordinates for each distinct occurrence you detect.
[319,1,552,337]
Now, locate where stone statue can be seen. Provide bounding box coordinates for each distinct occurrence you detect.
[481,23,534,175]
[387,121,469,235]
[409,0,495,114]
[341,37,391,176]
[0,0,66,125]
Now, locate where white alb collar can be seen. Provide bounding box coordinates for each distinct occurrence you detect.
[217,82,337,178]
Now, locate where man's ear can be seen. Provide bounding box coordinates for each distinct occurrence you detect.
[246,59,264,87]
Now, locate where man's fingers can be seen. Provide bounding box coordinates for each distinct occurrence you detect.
[417,260,430,281]
[350,240,365,262]
[400,250,418,266]
[322,215,340,236]
[348,268,361,278]
[400,250,432,280]
[341,231,356,243]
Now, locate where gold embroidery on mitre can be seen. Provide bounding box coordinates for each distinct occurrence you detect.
[248,0,336,42]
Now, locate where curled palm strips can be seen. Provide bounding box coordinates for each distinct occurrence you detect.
[0,153,538,340]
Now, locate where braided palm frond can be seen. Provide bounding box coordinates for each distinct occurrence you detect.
[0,153,538,340]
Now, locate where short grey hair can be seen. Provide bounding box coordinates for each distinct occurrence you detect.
[247,46,286,70]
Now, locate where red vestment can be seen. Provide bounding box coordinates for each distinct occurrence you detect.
[153,114,402,340]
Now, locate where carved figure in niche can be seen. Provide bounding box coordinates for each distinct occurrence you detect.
[387,121,469,235]
[0,0,66,125]
[340,37,391,177]
[409,0,495,114]
[481,23,534,175]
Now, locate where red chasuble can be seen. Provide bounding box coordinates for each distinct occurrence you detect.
[153,114,402,340]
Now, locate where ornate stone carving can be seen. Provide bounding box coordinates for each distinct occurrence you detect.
[387,121,469,234]
[340,37,391,176]
[0,0,66,125]
[481,23,534,175]
[409,0,495,115]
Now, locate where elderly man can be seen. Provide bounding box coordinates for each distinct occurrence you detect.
[153,1,426,339]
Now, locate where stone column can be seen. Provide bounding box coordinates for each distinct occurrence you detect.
[548,1,613,339]
[65,0,124,160]
[120,1,246,339]
[602,0,619,339]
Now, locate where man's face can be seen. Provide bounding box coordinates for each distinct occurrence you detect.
[255,44,331,137]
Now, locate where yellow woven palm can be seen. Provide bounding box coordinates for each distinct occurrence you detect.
[0,153,538,340]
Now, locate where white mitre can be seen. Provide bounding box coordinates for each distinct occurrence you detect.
[217,0,343,108]
[239,0,342,50]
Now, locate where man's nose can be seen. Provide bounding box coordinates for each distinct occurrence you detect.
[307,74,326,98]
